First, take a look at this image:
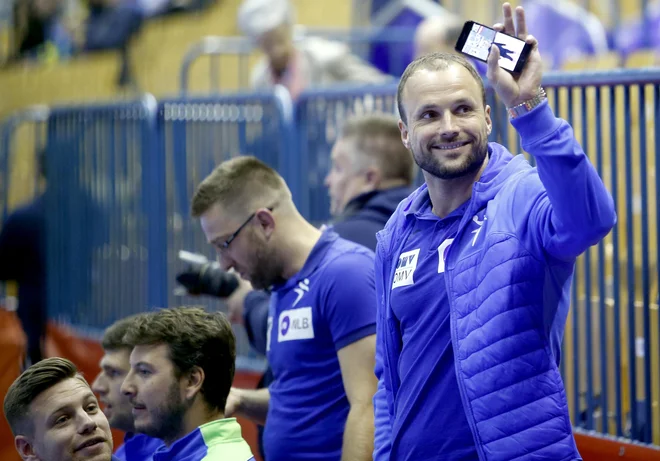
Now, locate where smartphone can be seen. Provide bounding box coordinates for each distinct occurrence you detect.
[454,21,532,74]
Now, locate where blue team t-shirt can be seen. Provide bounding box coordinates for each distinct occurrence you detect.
[264,230,377,461]
[389,196,478,460]
[114,432,163,461]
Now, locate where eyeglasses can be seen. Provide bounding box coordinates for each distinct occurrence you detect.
[218,206,274,250]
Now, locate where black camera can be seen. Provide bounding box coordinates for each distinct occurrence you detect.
[175,251,240,298]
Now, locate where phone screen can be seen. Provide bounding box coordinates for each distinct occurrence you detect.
[459,22,527,72]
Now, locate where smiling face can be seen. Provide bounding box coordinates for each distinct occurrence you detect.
[16,377,113,461]
[398,64,492,180]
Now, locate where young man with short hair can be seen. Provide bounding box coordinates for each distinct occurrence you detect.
[92,314,163,460]
[4,357,117,461]
[191,156,378,461]
[120,307,255,461]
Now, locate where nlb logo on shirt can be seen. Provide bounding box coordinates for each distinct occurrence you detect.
[278,307,315,342]
[392,249,420,289]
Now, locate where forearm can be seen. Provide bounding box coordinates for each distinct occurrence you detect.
[513,102,616,254]
[341,402,374,461]
[235,387,270,425]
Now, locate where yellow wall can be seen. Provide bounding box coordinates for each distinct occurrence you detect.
[1,0,352,121]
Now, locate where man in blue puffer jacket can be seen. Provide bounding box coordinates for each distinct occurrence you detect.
[373,3,616,461]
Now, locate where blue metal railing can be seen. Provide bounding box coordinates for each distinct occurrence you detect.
[1,68,660,444]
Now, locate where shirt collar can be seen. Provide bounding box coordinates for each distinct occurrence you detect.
[153,419,244,461]
[273,229,338,292]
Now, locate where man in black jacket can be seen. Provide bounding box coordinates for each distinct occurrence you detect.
[324,112,416,250]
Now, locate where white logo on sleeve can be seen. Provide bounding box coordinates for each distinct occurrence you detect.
[392,249,420,289]
[437,238,455,274]
[266,316,273,351]
[278,307,314,342]
[471,214,486,247]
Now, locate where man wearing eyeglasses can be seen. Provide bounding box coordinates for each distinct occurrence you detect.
[190,156,378,461]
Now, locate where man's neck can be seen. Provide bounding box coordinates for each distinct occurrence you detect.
[425,157,488,219]
[166,407,224,447]
[279,216,323,280]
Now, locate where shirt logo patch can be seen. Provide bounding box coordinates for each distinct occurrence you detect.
[293,278,310,307]
[278,307,314,342]
[470,214,486,247]
[437,238,455,274]
[392,249,420,289]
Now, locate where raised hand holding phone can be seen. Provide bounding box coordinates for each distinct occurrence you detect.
[486,3,544,109]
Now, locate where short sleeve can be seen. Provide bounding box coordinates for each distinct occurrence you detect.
[320,251,377,350]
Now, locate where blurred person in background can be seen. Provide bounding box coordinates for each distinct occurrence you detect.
[324,112,416,250]
[237,0,391,100]
[190,156,377,461]
[521,0,608,69]
[133,0,216,18]
[3,357,118,461]
[83,0,143,52]
[11,0,75,62]
[92,314,164,460]
[414,13,466,57]
[120,307,255,461]
[0,152,48,368]
[614,0,660,64]
[414,14,487,78]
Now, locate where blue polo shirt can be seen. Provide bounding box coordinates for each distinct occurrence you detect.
[389,196,478,460]
[114,433,163,461]
[263,230,377,461]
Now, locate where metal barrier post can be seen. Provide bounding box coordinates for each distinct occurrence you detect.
[141,94,168,310]
[179,36,255,95]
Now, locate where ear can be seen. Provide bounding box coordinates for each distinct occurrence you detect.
[15,436,37,460]
[485,104,493,135]
[183,366,205,401]
[398,119,410,149]
[364,167,382,188]
[255,208,276,239]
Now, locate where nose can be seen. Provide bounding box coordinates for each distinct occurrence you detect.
[324,171,332,188]
[120,372,135,398]
[91,375,106,395]
[78,410,98,435]
[216,251,234,272]
[438,112,459,140]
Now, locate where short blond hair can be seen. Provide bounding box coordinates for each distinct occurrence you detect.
[4,358,86,437]
[340,113,415,186]
[191,156,291,217]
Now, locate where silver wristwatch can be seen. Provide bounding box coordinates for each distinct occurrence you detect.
[507,87,547,119]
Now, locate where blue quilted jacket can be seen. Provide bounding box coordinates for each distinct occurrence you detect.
[373,101,616,461]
